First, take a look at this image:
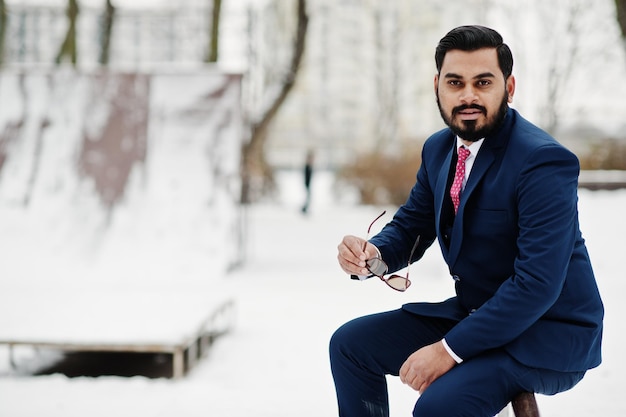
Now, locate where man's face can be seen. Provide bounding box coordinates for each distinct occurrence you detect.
[435,48,515,142]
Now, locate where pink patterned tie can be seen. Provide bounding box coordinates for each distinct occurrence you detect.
[450,146,471,214]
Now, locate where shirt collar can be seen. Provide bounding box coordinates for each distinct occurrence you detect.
[456,137,485,157]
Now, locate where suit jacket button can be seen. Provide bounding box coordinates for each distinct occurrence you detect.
[469,308,476,314]
[452,275,460,282]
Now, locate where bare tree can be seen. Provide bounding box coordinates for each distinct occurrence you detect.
[533,0,591,134]
[240,0,308,203]
[373,6,400,152]
[544,2,583,133]
[98,0,115,65]
[55,0,79,66]
[0,0,6,66]
[616,0,626,49]
[206,0,222,63]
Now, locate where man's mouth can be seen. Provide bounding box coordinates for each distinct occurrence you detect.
[457,110,482,121]
[453,106,486,121]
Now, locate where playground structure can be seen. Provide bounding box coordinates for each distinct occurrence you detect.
[0,68,243,377]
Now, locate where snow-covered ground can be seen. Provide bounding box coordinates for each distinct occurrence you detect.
[0,170,623,417]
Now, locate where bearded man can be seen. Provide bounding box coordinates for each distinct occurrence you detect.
[331,25,603,417]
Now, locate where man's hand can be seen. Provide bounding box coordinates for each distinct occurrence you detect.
[337,235,377,276]
[399,341,456,393]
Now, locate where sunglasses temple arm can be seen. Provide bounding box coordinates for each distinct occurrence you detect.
[364,210,387,252]
[368,210,387,235]
[406,235,421,280]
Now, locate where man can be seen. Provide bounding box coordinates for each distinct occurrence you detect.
[331,25,603,417]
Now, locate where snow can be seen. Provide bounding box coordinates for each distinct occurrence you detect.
[0,0,623,414]
[0,168,624,416]
[0,69,244,280]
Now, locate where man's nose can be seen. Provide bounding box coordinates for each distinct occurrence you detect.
[459,85,478,103]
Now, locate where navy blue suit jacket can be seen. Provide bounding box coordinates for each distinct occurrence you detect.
[369,108,603,373]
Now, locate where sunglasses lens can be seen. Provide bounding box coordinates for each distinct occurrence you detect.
[386,275,410,291]
[366,257,388,276]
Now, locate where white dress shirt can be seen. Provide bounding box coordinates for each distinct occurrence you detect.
[456,137,485,191]
[442,136,485,363]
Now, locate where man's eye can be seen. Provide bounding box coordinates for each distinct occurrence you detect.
[448,80,462,86]
[477,80,491,87]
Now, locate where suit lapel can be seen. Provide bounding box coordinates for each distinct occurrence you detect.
[435,144,454,260]
[447,138,497,266]
[439,108,515,267]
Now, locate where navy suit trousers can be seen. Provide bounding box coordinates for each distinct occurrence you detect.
[329,309,585,417]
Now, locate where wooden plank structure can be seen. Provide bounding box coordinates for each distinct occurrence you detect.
[0,288,235,379]
[0,69,244,380]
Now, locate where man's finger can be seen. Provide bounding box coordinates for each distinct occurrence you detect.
[399,362,408,383]
[341,236,368,260]
[337,237,369,275]
[345,236,366,257]
[418,381,428,394]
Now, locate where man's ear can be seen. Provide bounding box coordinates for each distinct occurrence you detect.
[506,75,516,103]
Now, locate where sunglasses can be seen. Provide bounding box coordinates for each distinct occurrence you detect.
[363,211,419,292]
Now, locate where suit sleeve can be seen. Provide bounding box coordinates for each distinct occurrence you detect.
[369,145,439,272]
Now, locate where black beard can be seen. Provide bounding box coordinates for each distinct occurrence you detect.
[437,92,509,142]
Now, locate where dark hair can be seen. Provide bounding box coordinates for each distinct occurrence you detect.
[435,25,513,78]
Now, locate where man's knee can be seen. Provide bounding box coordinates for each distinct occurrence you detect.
[413,391,489,417]
[329,319,362,361]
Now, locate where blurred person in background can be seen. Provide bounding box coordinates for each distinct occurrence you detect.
[301,149,315,214]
